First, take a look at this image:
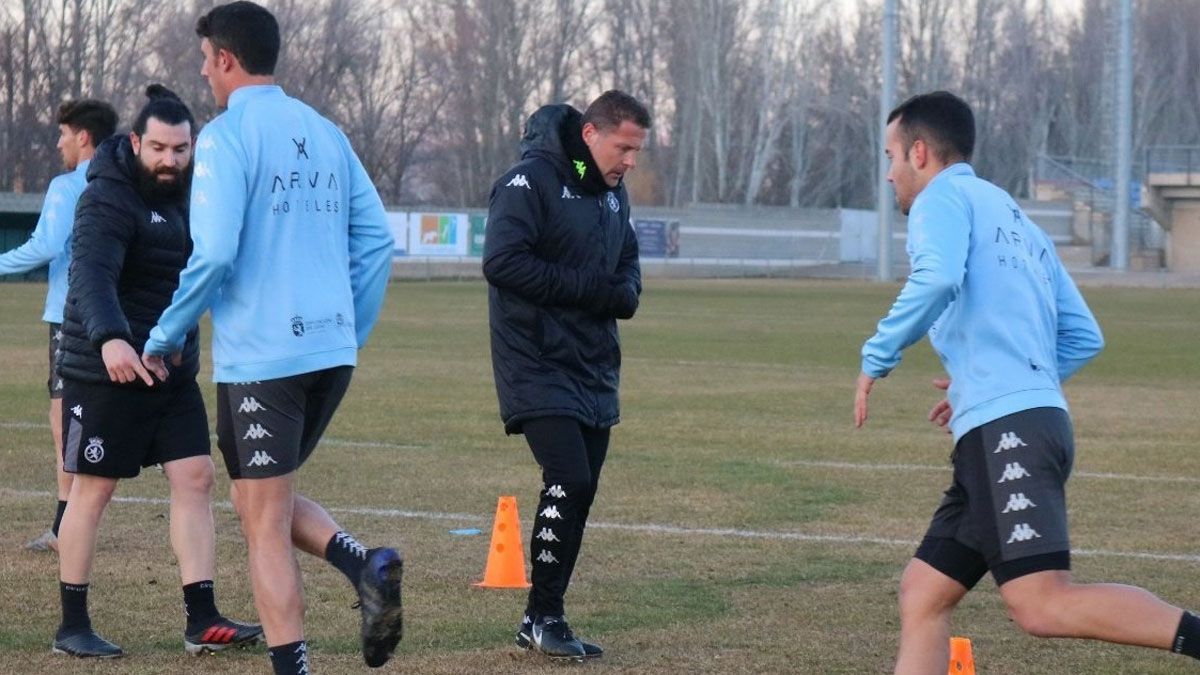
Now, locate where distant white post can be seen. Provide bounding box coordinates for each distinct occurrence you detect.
[1112,0,1133,270]
[877,0,898,281]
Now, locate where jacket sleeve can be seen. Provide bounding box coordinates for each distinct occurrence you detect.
[481,167,603,308]
[860,184,970,378]
[341,132,393,348]
[613,212,642,317]
[70,188,135,349]
[146,124,244,355]
[1051,252,1104,381]
[0,175,73,274]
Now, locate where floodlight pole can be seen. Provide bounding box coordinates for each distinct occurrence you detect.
[877,0,898,281]
[1111,0,1133,270]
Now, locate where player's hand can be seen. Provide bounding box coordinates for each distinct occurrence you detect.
[928,377,952,433]
[854,373,875,428]
[102,339,155,386]
[140,351,182,382]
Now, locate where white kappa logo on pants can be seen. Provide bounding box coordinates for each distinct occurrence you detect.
[1006,523,1042,543]
[246,450,278,467]
[994,431,1029,453]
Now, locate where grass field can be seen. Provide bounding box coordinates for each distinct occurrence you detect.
[1,278,1198,674]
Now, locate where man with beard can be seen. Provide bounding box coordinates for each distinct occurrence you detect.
[53,84,262,658]
[0,99,116,553]
[483,90,650,660]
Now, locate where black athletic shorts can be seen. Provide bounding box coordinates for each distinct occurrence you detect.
[915,407,1074,588]
[215,366,353,480]
[61,377,211,478]
[48,323,64,399]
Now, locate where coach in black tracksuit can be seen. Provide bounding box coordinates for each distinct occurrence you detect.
[484,90,651,660]
[52,86,259,658]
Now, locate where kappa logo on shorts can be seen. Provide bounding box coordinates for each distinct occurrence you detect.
[993,431,1028,453]
[83,437,104,463]
[1006,523,1042,543]
[1001,492,1037,513]
[997,462,1031,483]
[535,549,560,564]
[545,484,567,499]
[539,505,562,519]
[71,404,82,418]
[535,527,560,542]
[150,211,166,224]
[243,424,273,440]
[238,396,265,413]
[246,450,278,467]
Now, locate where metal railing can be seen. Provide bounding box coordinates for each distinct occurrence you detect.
[1145,146,1200,184]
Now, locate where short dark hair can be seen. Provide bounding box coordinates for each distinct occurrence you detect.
[195,1,280,76]
[582,90,652,132]
[132,84,195,136]
[56,99,118,148]
[887,91,975,163]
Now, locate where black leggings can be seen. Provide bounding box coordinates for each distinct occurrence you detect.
[522,416,610,618]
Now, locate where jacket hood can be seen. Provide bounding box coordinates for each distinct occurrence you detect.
[87,133,137,187]
[519,104,610,195]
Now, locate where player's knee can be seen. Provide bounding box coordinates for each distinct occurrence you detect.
[897,569,955,621]
[1004,594,1063,637]
[171,459,215,496]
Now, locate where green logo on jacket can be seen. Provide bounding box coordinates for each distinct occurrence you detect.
[573,159,586,179]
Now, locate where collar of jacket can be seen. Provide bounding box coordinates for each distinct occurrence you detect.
[520,103,610,196]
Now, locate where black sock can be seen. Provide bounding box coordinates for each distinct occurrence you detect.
[183,580,220,632]
[269,640,310,675]
[325,531,368,587]
[59,581,90,633]
[1173,611,1200,659]
[51,500,67,536]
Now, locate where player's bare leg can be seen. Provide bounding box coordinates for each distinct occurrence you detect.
[894,558,969,675]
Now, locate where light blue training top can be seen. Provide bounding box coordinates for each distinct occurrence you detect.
[861,163,1104,441]
[0,160,90,323]
[145,85,393,382]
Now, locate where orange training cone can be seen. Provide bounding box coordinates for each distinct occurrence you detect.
[474,495,531,588]
[948,636,975,675]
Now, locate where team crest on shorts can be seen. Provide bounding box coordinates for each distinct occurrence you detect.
[84,437,105,463]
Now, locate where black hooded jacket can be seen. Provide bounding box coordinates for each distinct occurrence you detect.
[483,104,642,433]
[57,134,200,386]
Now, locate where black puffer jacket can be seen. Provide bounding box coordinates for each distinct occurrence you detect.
[483,104,642,434]
[57,134,200,387]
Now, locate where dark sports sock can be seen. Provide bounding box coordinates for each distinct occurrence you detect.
[51,500,68,536]
[1172,610,1200,659]
[59,581,91,632]
[183,580,220,632]
[269,640,310,675]
[325,531,368,587]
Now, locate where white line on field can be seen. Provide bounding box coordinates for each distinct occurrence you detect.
[4,420,1195,485]
[778,459,1200,485]
[2,487,1198,564]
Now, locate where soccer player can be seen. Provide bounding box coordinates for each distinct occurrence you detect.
[141,3,397,673]
[854,91,1200,673]
[53,85,261,658]
[1,99,116,552]
[483,90,649,660]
